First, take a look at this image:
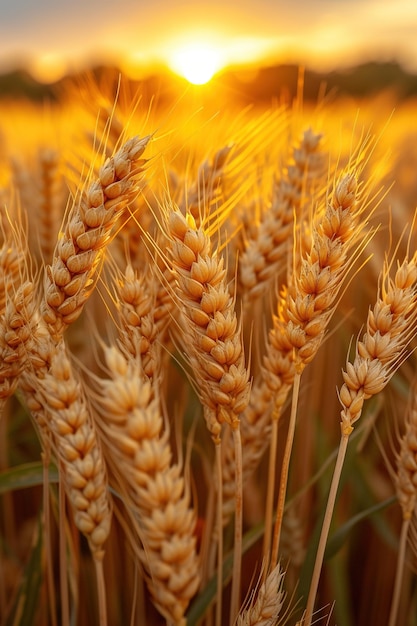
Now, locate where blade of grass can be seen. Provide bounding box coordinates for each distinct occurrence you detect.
[0,462,58,494]
[5,515,44,626]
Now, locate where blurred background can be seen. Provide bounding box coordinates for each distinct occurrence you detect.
[1,0,417,103]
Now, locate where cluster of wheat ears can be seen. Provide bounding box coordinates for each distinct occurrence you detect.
[1,78,417,626]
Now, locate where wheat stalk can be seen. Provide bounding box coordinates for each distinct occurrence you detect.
[388,380,417,626]
[222,379,273,525]
[264,171,374,569]
[167,207,251,624]
[303,251,417,626]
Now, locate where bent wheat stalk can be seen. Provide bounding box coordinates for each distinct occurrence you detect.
[303,251,417,626]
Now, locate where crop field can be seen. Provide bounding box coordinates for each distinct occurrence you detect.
[1,71,417,625]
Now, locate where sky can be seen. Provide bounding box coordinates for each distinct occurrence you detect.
[1,0,417,82]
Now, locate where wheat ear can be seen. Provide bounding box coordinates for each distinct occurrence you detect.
[239,128,325,301]
[177,145,233,227]
[236,563,286,626]
[303,252,417,626]
[37,338,112,625]
[33,147,66,265]
[114,263,162,381]
[266,172,372,569]
[94,345,200,626]
[389,384,417,626]
[41,134,151,338]
[0,281,38,414]
[0,231,27,316]
[167,208,251,624]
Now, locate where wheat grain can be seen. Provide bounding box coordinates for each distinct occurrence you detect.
[275,173,366,375]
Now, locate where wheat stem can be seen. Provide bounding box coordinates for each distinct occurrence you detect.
[215,441,223,626]
[95,557,108,626]
[303,433,349,626]
[42,450,57,626]
[262,417,278,572]
[271,370,302,570]
[59,462,70,626]
[230,425,243,624]
[388,517,410,626]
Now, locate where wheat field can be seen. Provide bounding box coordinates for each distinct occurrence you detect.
[1,72,417,626]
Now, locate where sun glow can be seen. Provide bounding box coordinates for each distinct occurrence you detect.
[169,41,223,84]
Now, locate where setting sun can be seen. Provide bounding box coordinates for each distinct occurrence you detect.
[169,41,223,84]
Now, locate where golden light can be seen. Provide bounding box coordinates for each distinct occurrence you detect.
[169,41,223,85]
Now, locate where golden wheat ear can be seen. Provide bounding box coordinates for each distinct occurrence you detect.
[42,134,152,338]
[0,281,38,414]
[304,251,417,626]
[112,262,161,381]
[165,206,251,624]
[262,171,376,570]
[236,563,286,626]
[37,338,112,625]
[239,128,326,301]
[92,345,200,626]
